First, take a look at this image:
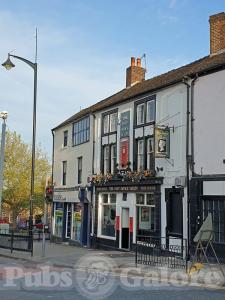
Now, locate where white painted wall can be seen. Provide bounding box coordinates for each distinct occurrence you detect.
[194,69,225,176]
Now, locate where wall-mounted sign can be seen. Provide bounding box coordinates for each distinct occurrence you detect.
[120,111,130,138]
[155,127,170,158]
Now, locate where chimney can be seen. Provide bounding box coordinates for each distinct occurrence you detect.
[209,12,225,55]
[126,57,145,87]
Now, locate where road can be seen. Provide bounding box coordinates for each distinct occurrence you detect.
[0,257,224,300]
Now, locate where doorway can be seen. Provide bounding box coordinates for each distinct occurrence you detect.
[65,203,72,239]
[121,208,129,249]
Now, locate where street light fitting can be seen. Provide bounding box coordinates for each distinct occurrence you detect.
[2,54,15,70]
[0,111,8,120]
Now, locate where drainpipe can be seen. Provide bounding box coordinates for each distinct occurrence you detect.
[190,74,198,176]
[50,130,55,238]
[182,77,191,259]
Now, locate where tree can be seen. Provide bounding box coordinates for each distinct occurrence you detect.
[2,131,51,228]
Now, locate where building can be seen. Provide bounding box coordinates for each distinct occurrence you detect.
[52,12,225,257]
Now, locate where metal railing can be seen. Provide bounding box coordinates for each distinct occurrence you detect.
[135,235,188,270]
[0,229,33,253]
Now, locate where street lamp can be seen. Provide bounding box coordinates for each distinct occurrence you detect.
[0,111,8,216]
[2,53,37,255]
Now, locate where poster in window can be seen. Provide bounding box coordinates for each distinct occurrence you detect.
[141,207,149,222]
[120,138,129,168]
[155,127,170,158]
[120,111,130,138]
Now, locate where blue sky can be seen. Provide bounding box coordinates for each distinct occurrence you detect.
[0,0,224,157]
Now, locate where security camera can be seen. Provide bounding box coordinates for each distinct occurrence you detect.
[0,111,8,120]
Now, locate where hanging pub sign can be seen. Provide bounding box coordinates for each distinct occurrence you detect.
[155,127,170,158]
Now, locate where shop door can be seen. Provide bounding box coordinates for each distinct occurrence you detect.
[166,188,183,239]
[65,203,72,239]
[121,208,129,249]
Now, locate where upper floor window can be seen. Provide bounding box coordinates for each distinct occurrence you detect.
[73,116,90,146]
[63,130,68,147]
[137,139,144,171]
[102,144,117,174]
[135,96,156,126]
[78,157,82,184]
[62,161,67,186]
[103,111,118,134]
[147,137,154,171]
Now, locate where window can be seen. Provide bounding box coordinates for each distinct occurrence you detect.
[102,144,117,174]
[73,116,90,146]
[136,193,156,233]
[147,137,154,170]
[78,157,82,184]
[62,161,67,185]
[137,140,144,171]
[54,203,63,237]
[103,146,110,174]
[101,194,116,237]
[137,103,145,125]
[103,111,117,134]
[63,130,68,147]
[111,144,117,174]
[146,100,155,123]
[135,97,156,126]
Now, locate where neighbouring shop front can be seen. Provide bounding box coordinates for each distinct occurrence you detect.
[92,178,163,250]
[190,175,225,261]
[52,188,90,245]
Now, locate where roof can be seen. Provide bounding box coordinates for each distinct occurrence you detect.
[52,52,225,131]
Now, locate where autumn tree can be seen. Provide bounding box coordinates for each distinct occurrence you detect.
[2,131,51,228]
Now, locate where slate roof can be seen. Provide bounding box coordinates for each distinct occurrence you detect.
[52,52,225,130]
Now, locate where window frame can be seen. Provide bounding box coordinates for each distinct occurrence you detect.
[100,193,117,239]
[63,130,68,147]
[62,161,67,186]
[72,116,90,146]
[102,143,117,174]
[134,95,156,128]
[101,109,118,136]
[136,193,156,232]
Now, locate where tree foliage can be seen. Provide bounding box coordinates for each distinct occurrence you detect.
[2,131,51,227]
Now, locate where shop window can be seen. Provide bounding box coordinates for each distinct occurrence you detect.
[101,193,116,237]
[72,204,82,242]
[136,193,156,233]
[62,161,67,185]
[54,204,63,237]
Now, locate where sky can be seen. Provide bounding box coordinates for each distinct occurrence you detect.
[0,0,224,157]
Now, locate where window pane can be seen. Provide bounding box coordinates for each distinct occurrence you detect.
[147,138,154,170]
[137,104,145,125]
[110,194,116,203]
[137,206,155,232]
[136,194,145,205]
[101,204,116,237]
[103,115,109,134]
[146,194,155,205]
[147,100,155,122]
[110,113,117,132]
[102,194,108,204]
[137,140,144,171]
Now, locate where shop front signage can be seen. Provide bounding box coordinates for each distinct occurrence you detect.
[96,185,158,193]
[155,127,170,158]
[53,194,67,202]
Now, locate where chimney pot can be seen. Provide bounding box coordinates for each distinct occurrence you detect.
[136,58,141,67]
[131,57,135,67]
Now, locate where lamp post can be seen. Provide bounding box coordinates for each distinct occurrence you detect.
[2,53,37,255]
[0,111,8,217]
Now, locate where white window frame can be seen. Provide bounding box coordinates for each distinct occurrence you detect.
[137,103,145,125]
[146,99,155,123]
[137,140,144,171]
[136,193,156,232]
[103,146,110,174]
[103,115,109,134]
[147,137,154,170]
[111,144,117,174]
[110,113,117,132]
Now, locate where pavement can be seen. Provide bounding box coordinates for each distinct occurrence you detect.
[0,241,224,291]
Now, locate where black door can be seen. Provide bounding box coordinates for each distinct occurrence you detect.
[166,188,183,238]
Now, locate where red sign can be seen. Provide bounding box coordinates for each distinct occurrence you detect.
[129,217,133,233]
[120,138,129,168]
[115,216,120,231]
[0,217,9,224]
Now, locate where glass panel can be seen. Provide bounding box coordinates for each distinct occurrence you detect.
[103,115,109,134]
[101,204,116,237]
[146,100,155,122]
[110,113,117,132]
[110,194,116,203]
[136,194,145,205]
[102,194,108,204]
[72,205,81,241]
[137,206,155,232]
[104,146,110,173]
[137,104,145,125]
[146,194,155,205]
[137,140,144,171]
[55,210,63,237]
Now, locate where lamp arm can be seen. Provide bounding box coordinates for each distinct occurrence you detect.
[9,54,35,69]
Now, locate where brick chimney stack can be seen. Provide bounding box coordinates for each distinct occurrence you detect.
[126,57,145,88]
[209,12,225,55]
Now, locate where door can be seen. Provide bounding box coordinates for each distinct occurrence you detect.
[121,208,129,249]
[166,188,183,239]
[65,203,72,239]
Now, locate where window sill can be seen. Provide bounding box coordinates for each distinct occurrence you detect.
[98,234,116,241]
